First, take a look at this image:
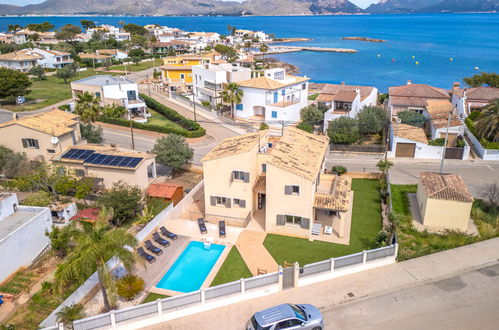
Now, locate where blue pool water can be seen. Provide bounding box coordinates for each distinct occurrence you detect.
[156,241,225,293]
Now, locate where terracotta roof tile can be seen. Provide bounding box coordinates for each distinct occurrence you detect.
[333,90,357,102]
[0,110,78,136]
[393,123,428,144]
[0,49,43,61]
[201,130,265,162]
[465,87,499,102]
[420,172,474,203]
[147,183,182,199]
[238,75,309,90]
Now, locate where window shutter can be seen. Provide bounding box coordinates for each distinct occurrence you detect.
[239,199,246,208]
[22,138,27,148]
[301,218,310,229]
[243,172,250,183]
[284,185,292,195]
[210,196,216,206]
[276,215,285,226]
[225,198,231,208]
[231,171,235,181]
[34,139,39,149]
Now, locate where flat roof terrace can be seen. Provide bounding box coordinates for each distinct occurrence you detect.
[0,208,46,242]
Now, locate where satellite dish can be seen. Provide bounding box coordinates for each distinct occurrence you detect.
[50,136,59,144]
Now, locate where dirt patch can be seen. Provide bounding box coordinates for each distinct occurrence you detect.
[153,170,202,191]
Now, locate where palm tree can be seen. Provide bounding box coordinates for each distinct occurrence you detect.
[244,40,252,53]
[56,304,85,329]
[221,83,243,118]
[259,43,269,67]
[75,92,101,125]
[54,209,138,312]
[475,98,499,142]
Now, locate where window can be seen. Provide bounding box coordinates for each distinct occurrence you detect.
[22,138,39,149]
[285,185,300,195]
[233,170,246,181]
[216,196,227,205]
[180,73,185,79]
[286,215,302,225]
[47,149,55,154]
[302,83,306,90]
[261,164,266,173]
[233,198,246,208]
[75,169,85,177]
[236,104,243,111]
[271,111,277,118]
[292,185,300,194]
[276,319,303,329]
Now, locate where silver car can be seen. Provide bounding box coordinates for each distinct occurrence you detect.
[247,303,323,330]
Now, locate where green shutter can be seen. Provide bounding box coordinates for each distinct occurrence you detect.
[22,138,27,148]
[210,196,216,206]
[300,218,310,229]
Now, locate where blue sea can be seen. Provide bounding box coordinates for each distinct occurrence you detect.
[1,14,498,92]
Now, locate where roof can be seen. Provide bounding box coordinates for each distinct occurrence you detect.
[426,99,454,115]
[0,109,78,136]
[238,75,309,90]
[254,174,266,193]
[147,183,182,199]
[393,123,428,144]
[314,176,351,212]
[70,208,100,222]
[465,87,499,102]
[0,49,43,62]
[320,84,375,101]
[430,114,463,129]
[37,49,70,56]
[419,172,474,203]
[97,49,126,55]
[78,53,111,60]
[160,65,194,71]
[389,84,450,99]
[0,207,47,242]
[72,75,135,86]
[201,131,264,162]
[254,304,295,326]
[268,127,329,181]
[316,94,335,102]
[333,89,358,102]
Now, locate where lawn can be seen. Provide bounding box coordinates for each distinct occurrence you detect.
[210,246,252,286]
[264,179,383,266]
[308,93,319,101]
[142,292,170,303]
[147,108,185,131]
[109,60,159,72]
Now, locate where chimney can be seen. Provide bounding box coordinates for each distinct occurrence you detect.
[12,113,18,121]
[452,82,461,89]
[355,87,360,96]
[407,80,412,85]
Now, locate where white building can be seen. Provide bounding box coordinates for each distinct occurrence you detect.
[96,49,128,60]
[0,49,43,72]
[451,83,499,118]
[234,29,270,42]
[32,48,74,69]
[86,25,131,41]
[0,193,52,283]
[235,68,309,125]
[319,83,378,130]
[193,63,252,105]
[158,33,175,43]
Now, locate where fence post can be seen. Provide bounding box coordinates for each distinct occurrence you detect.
[110,311,116,328]
[157,299,163,318]
[240,278,246,294]
[293,262,300,288]
[362,250,367,265]
[278,265,284,292]
[58,323,64,330]
[394,243,399,259]
[330,258,335,273]
[200,289,206,304]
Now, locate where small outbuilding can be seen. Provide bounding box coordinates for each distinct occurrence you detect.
[416,172,474,232]
[70,208,100,223]
[147,183,184,206]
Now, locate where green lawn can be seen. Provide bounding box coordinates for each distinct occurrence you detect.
[147,109,185,130]
[109,60,159,72]
[142,292,170,303]
[211,246,252,286]
[264,179,383,266]
[390,184,417,215]
[308,93,319,101]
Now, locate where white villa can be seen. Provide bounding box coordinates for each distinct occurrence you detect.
[86,25,131,41]
[451,83,499,118]
[235,68,309,125]
[32,48,74,69]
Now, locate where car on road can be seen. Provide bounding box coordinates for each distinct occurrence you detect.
[247,303,323,330]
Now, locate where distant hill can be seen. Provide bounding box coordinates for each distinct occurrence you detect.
[418,0,499,13]
[366,0,437,14]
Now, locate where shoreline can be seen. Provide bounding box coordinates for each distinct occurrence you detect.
[342,36,386,43]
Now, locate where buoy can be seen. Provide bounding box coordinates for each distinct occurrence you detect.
[412,55,415,59]
[475,66,479,70]
[392,58,396,62]
[450,57,453,61]
[377,54,381,57]
[415,61,419,65]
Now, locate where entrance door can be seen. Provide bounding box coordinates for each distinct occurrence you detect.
[282,267,294,289]
[127,90,137,101]
[258,193,266,210]
[273,91,278,103]
[395,143,416,157]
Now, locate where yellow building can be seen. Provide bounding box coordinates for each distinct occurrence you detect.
[416,172,474,232]
[160,54,212,92]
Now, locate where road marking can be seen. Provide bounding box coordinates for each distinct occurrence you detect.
[486,165,494,171]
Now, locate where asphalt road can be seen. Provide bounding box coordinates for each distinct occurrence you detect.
[327,263,499,330]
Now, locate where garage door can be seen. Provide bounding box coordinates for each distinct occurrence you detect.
[395,143,416,157]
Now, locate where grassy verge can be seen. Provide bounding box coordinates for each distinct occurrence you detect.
[308,93,319,101]
[211,246,252,286]
[109,61,159,72]
[0,270,37,295]
[147,109,185,130]
[142,292,170,303]
[264,179,382,265]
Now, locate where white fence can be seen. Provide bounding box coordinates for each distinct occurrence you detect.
[47,244,397,330]
[465,126,499,161]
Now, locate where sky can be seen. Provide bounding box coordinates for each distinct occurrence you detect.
[0,0,378,9]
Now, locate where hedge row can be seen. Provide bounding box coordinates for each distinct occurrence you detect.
[465,117,499,150]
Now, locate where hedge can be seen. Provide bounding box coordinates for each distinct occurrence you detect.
[465,117,499,150]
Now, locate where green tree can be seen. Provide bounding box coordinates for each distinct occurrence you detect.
[101,104,126,118]
[296,121,313,133]
[28,65,46,80]
[75,91,101,123]
[463,72,499,88]
[75,177,94,200]
[123,24,147,36]
[130,35,147,48]
[221,82,243,118]
[259,43,269,66]
[56,304,85,330]
[26,22,55,32]
[80,20,96,30]
[397,110,426,127]
[357,106,386,135]
[54,213,138,311]
[244,40,252,53]
[0,67,32,98]
[376,159,393,174]
[300,105,323,125]
[21,191,52,207]
[79,123,103,143]
[214,44,238,62]
[332,165,347,175]
[152,134,193,173]
[56,64,77,84]
[46,223,76,257]
[129,48,145,65]
[116,274,145,301]
[27,33,40,44]
[98,181,142,226]
[475,98,499,142]
[55,24,82,42]
[8,24,22,32]
[327,117,360,144]
[0,146,30,179]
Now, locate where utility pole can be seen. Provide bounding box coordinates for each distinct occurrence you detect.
[146,74,151,97]
[439,111,452,173]
[128,114,135,150]
[192,95,197,122]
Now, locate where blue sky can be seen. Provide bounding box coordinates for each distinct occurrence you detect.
[1,0,377,9]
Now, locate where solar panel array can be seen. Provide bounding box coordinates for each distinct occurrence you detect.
[61,148,143,169]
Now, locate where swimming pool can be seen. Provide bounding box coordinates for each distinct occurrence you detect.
[156,241,225,293]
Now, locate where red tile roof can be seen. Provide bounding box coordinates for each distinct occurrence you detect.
[147,183,182,199]
[70,208,100,222]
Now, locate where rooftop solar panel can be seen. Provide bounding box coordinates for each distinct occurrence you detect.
[89,154,107,164]
[125,158,142,168]
[84,153,99,163]
[61,148,80,159]
[109,156,126,166]
[78,150,95,160]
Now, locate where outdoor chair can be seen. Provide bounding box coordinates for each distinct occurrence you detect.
[153,232,170,247]
[219,220,226,238]
[198,218,208,234]
[137,247,156,263]
[160,226,178,240]
[145,240,163,256]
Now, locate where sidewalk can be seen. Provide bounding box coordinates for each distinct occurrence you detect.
[145,237,499,330]
[235,231,278,276]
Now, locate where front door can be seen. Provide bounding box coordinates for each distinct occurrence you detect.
[282,267,294,289]
[127,90,136,101]
[258,193,266,210]
[273,91,278,103]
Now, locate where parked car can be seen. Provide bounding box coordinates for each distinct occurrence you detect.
[247,303,323,330]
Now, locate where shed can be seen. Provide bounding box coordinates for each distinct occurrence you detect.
[70,208,100,223]
[147,183,184,206]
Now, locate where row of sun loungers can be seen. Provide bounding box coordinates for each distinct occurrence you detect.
[198,218,226,238]
[137,227,178,263]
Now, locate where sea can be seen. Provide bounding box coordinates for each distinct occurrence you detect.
[1,14,498,92]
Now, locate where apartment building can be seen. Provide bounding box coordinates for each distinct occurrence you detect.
[160,54,212,92]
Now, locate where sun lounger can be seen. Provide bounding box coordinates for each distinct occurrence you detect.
[219,220,226,238]
[137,247,156,263]
[160,226,178,240]
[145,240,163,256]
[198,218,207,234]
[153,232,170,247]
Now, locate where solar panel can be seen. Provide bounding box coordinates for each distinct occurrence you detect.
[125,158,142,168]
[61,148,80,159]
[88,154,107,164]
[109,156,126,166]
[84,153,99,163]
[77,150,95,160]
[99,155,117,166]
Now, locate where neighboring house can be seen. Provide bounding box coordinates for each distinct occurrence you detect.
[0,192,52,283]
[192,62,252,106]
[235,68,309,125]
[387,81,450,117]
[416,172,473,232]
[52,144,157,190]
[234,29,270,41]
[150,40,191,54]
[50,202,78,224]
[451,83,499,118]
[96,49,128,60]
[32,48,74,69]
[389,123,439,158]
[37,32,59,44]
[86,25,131,41]
[71,75,148,122]
[0,33,14,43]
[157,33,175,43]
[78,53,112,64]
[0,49,43,72]
[202,128,352,241]
[428,113,465,143]
[320,83,378,130]
[0,110,81,161]
[147,183,184,206]
[160,54,212,92]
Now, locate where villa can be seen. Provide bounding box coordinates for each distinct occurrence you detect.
[85,25,131,41]
[31,48,74,69]
[234,68,310,125]
[160,54,213,93]
[96,49,128,60]
[0,49,43,72]
[202,127,353,241]
[387,81,450,117]
[451,83,499,118]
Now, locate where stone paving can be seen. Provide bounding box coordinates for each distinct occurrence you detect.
[235,230,278,276]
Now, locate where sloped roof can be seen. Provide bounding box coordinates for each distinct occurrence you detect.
[426,99,454,115]
[420,172,473,203]
[389,84,450,99]
[465,87,499,102]
[430,114,463,129]
[147,183,182,199]
[314,176,351,212]
[0,49,43,61]
[70,208,100,222]
[201,130,265,162]
[0,110,78,136]
[393,123,428,144]
[238,75,309,90]
[320,83,375,101]
[333,90,357,102]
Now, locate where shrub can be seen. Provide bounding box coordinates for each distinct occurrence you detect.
[201,101,211,108]
[22,191,52,207]
[428,138,445,146]
[116,274,145,301]
[357,106,386,135]
[58,104,70,111]
[331,165,347,175]
[375,230,389,247]
[397,111,426,127]
[300,105,323,125]
[152,134,193,173]
[327,117,360,144]
[259,123,269,130]
[307,93,319,101]
[296,121,313,133]
[468,111,480,121]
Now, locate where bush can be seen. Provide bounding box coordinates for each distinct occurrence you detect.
[357,106,386,135]
[468,111,480,121]
[116,274,145,301]
[398,111,426,127]
[296,121,313,133]
[375,230,389,247]
[327,117,360,144]
[300,105,323,125]
[259,123,269,130]
[201,100,211,108]
[428,138,445,146]
[308,93,319,101]
[58,104,70,111]
[331,165,347,175]
[80,123,103,143]
[21,191,52,207]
